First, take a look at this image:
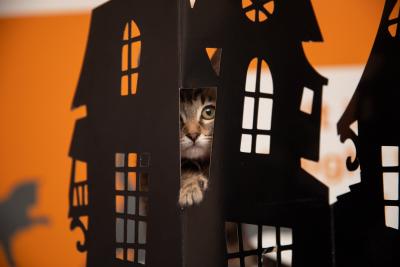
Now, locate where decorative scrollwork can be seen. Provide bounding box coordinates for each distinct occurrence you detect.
[70,217,88,252]
[338,126,360,172]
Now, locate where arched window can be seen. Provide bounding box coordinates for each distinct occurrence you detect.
[242,0,274,23]
[240,58,273,155]
[121,20,141,96]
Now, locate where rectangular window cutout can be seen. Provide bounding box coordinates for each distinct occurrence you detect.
[116,248,124,260]
[127,196,136,215]
[257,97,273,130]
[300,87,314,114]
[265,252,278,265]
[256,134,271,154]
[280,227,293,246]
[116,172,125,191]
[128,172,136,191]
[139,173,149,192]
[282,250,293,266]
[139,197,148,216]
[79,186,85,206]
[138,249,146,264]
[382,146,399,167]
[140,153,151,167]
[245,255,257,266]
[262,225,276,248]
[225,222,239,253]
[75,160,87,182]
[245,68,256,92]
[77,185,85,206]
[138,221,147,244]
[128,153,137,167]
[115,153,125,168]
[73,188,78,206]
[116,195,125,213]
[242,224,257,251]
[385,206,399,229]
[383,172,399,200]
[127,248,135,262]
[240,134,252,153]
[130,42,141,69]
[72,105,87,120]
[126,219,135,243]
[122,44,128,71]
[227,259,240,267]
[130,73,138,95]
[242,97,255,129]
[121,75,129,96]
[84,185,88,205]
[116,218,124,242]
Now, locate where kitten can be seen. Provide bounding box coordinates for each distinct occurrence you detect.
[179,87,216,207]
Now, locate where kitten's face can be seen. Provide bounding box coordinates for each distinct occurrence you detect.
[180,88,216,160]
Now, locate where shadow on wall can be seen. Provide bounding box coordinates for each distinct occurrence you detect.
[0,180,49,267]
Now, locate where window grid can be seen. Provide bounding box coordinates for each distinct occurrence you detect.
[240,58,273,155]
[382,146,400,230]
[226,222,293,267]
[115,152,149,265]
[121,20,141,96]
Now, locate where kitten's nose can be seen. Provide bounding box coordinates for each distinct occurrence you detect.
[187,133,199,142]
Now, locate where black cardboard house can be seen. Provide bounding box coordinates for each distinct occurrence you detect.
[334,0,400,266]
[68,0,399,266]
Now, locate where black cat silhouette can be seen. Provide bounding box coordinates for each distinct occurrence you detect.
[0,181,49,267]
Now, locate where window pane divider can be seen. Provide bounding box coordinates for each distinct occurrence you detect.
[242,129,271,135]
[384,200,400,206]
[122,36,141,45]
[121,68,140,77]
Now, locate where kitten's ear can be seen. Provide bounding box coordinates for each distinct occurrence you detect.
[211,49,222,76]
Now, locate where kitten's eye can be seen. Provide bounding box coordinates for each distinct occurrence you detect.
[201,105,216,120]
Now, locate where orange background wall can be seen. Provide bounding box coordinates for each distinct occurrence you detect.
[0,1,386,266]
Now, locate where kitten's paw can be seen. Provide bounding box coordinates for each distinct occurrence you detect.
[179,176,208,208]
[179,182,203,207]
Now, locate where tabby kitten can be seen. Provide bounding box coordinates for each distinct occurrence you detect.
[179,88,216,207]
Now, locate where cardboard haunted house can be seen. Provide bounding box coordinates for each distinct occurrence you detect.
[68,0,400,266]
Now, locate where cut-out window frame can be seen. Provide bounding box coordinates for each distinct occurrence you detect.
[114,152,150,264]
[240,58,273,155]
[242,0,275,23]
[121,20,141,96]
[225,222,293,267]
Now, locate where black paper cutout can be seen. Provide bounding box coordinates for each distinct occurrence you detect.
[69,0,400,266]
[69,1,181,266]
[180,0,330,266]
[0,181,49,267]
[334,1,400,266]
